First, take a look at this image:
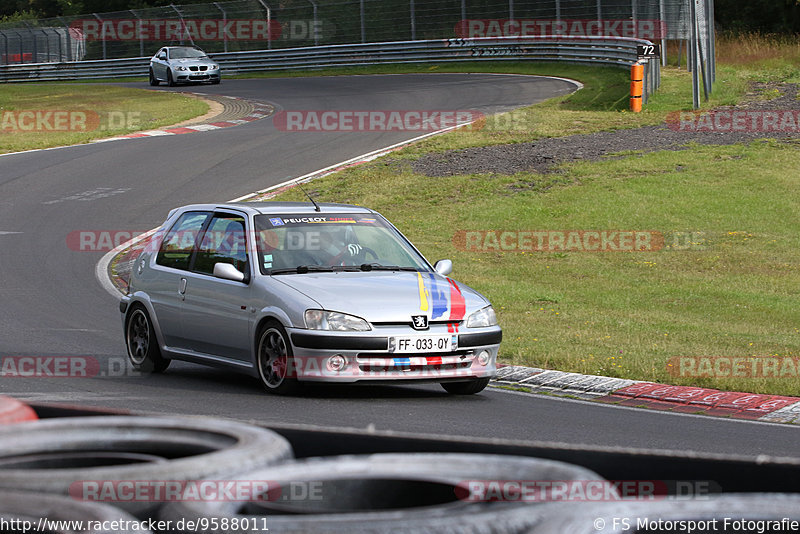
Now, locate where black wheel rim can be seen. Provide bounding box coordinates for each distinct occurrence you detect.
[127,310,150,365]
[258,328,288,388]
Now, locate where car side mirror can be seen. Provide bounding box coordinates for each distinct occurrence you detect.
[213,262,246,283]
[434,259,453,276]
[158,54,166,60]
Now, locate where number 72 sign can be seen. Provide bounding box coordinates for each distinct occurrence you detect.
[637,44,661,59]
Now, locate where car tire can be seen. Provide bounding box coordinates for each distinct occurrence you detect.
[256,321,301,396]
[125,305,170,373]
[160,453,612,533]
[167,69,176,87]
[0,416,294,518]
[149,68,159,86]
[441,377,490,395]
[0,490,150,533]
[211,79,220,84]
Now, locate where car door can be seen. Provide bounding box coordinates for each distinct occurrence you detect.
[149,210,212,350]
[152,48,168,79]
[180,211,254,362]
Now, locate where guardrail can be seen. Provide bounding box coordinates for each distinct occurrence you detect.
[0,36,660,104]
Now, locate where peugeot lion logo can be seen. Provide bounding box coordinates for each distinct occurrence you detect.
[411,315,429,330]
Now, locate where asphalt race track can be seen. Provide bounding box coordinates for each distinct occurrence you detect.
[1,74,797,458]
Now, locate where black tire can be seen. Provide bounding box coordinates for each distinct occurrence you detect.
[125,305,170,373]
[149,68,159,86]
[0,490,150,533]
[0,416,294,518]
[160,453,610,533]
[256,321,300,395]
[167,69,176,87]
[441,377,490,395]
[526,494,800,533]
[211,78,221,84]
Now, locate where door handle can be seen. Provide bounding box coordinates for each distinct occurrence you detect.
[179,278,187,300]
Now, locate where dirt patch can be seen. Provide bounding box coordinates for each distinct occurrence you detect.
[412,83,800,177]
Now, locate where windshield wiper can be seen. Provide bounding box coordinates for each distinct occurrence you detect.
[359,264,418,272]
[269,265,336,275]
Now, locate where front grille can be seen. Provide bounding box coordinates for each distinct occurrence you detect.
[199,65,208,71]
[189,66,198,71]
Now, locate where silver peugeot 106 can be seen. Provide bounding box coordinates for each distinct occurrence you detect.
[120,202,501,395]
[149,46,220,86]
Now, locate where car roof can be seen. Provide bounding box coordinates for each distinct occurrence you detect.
[171,202,375,217]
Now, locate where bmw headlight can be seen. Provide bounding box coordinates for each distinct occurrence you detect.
[466,305,498,328]
[305,310,371,331]
[210,64,219,70]
[176,66,187,71]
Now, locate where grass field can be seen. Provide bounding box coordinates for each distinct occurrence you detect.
[0,85,207,154]
[265,35,800,396]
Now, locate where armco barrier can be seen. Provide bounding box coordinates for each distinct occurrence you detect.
[0,36,660,105]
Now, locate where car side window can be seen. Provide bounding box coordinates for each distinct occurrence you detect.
[155,211,211,271]
[192,215,249,276]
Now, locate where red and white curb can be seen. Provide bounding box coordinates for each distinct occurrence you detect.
[493,366,800,424]
[93,95,273,143]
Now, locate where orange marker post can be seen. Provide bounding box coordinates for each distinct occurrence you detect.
[630,63,644,113]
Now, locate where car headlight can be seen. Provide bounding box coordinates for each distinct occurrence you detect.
[210,64,219,70]
[466,305,498,328]
[305,310,371,331]
[176,66,187,71]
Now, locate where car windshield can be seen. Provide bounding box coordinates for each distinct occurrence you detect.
[170,48,207,59]
[253,213,432,275]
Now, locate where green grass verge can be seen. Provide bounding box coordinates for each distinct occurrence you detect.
[0,84,208,154]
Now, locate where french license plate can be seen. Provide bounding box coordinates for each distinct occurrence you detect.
[388,334,456,354]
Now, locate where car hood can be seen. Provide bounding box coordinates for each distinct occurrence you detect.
[273,271,489,324]
[172,58,213,65]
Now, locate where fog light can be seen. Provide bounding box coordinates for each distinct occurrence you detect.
[477,351,491,366]
[327,354,347,372]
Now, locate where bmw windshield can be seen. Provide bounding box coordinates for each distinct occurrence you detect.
[170,48,207,59]
[253,214,432,275]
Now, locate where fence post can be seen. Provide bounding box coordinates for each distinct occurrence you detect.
[508,0,514,20]
[360,0,365,43]
[130,10,144,57]
[410,0,416,40]
[92,13,106,60]
[213,3,228,52]
[308,0,319,46]
[257,0,272,49]
[22,22,37,63]
[659,0,667,67]
[1,32,8,65]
